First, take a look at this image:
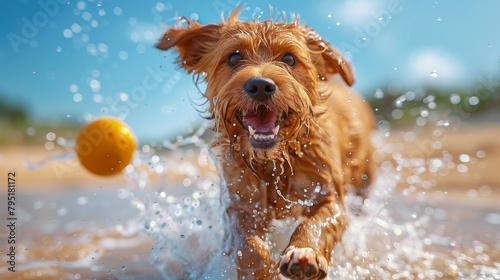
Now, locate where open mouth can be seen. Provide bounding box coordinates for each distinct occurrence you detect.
[240,105,283,150]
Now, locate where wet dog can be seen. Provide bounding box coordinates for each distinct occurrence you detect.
[157,8,375,279]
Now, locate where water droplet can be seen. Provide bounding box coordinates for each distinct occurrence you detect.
[82,11,92,21]
[459,154,470,163]
[391,109,403,120]
[119,51,129,60]
[374,88,384,99]
[394,95,406,108]
[57,207,68,216]
[430,70,438,78]
[77,196,88,206]
[97,43,108,53]
[69,84,78,93]
[71,23,82,33]
[192,199,200,207]
[182,178,192,187]
[93,94,103,103]
[457,164,468,173]
[89,79,101,92]
[468,96,479,106]
[45,141,55,150]
[46,132,56,141]
[416,117,427,126]
[26,127,36,137]
[113,6,123,16]
[449,93,461,105]
[77,1,86,10]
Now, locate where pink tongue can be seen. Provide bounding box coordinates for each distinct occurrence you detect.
[243,107,277,133]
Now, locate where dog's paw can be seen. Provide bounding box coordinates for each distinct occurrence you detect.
[279,247,328,279]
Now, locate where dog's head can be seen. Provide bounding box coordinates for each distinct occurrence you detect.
[157,8,353,164]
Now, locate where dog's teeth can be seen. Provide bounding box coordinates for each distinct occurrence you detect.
[272,125,280,135]
[248,126,256,136]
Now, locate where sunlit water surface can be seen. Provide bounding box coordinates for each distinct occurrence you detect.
[1,128,499,280]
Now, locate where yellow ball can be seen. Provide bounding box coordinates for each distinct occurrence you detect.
[76,117,136,176]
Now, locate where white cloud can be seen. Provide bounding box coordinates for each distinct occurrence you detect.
[339,0,384,26]
[407,49,466,85]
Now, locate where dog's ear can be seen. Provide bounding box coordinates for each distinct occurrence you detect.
[304,27,355,86]
[157,20,221,73]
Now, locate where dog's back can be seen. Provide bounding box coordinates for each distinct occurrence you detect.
[321,80,375,191]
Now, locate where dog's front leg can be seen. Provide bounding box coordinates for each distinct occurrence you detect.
[226,205,276,279]
[279,200,348,280]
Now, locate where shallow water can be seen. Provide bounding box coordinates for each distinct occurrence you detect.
[1,136,499,280]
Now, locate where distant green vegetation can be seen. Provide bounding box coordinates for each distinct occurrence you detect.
[1,78,499,145]
[0,98,28,144]
[0,97,80,145]
[366,83,500,127]
[0,98,27,126]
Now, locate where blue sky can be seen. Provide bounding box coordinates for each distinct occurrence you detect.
[1,0,499,141]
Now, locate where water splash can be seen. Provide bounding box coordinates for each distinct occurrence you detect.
[123,123,500,279]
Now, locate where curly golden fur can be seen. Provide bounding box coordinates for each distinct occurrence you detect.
[157,8,375,279]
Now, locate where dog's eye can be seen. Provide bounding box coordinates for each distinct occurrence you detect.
[228,53,242,67]
[282,53,296,66]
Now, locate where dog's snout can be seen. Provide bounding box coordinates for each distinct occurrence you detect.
[244,78,277,101]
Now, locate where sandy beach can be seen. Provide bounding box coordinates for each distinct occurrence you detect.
[2,123,498,195]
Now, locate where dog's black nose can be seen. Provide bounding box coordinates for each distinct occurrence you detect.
[244,77,277,101]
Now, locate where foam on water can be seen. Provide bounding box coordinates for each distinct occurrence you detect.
[121,155,232,278]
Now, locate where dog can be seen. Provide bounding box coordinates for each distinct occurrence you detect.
[157,8,375,279]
